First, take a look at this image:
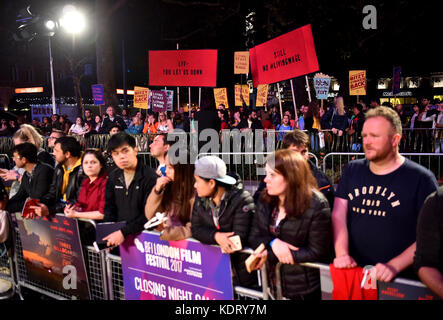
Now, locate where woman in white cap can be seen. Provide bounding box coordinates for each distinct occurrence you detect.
[191,155,256,288]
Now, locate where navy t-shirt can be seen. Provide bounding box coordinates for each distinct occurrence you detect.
[336,158,438,267]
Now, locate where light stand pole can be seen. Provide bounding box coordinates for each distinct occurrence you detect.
[48,36,57,114]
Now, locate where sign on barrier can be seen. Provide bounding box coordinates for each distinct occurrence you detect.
[15,213,91,299]
[120,232,234,300]
[378,281,439,300]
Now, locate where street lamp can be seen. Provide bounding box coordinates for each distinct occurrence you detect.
[44,5,86,115]
[45,19,57,114]
[59,5,86,34]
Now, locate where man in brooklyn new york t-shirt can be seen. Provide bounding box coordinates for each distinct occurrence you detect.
[332,107,438,282]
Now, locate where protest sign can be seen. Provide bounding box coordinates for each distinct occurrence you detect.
[249,24,319,87]
[234,51,249,74]
[234,85,250,106]
[392,66,402,95]
[133,86,149,109]
[149,50,217,87]
[162,89,174,111]
[31,105,57,122]
[313,73,331,100]
[120,232,233,300]
[256,84,269,107]
[92,84,105,105]
[151,90,168,112]
[213,88,229,108]
[15,213,90,299]
[349,70,367,96]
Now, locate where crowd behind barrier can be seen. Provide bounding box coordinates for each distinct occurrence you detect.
[0,124,441,299]
[0,128,441,160]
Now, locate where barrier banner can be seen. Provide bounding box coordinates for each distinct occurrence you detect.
[249,24,319,87]
[151,90,168,113]
[149,50,217,87]
[256,84,269,107]
[234,85,250,106]
[133,86,149,109]
[349,70,367,95]
[213,88,229,108]
[120,232,234,300]
[392,66,402,95]
[162,89,174,111]
[234,51,249,74]
[15,213,90,299]
[378,281,439,300]
[92,84,105,105]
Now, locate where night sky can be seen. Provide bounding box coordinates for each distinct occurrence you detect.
[2,0,442,103]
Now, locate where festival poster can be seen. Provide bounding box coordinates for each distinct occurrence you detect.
[120,232,234,300]
[234,84,250,106]
[255,84,269,107]
[249,24,319,87]
[133,86,149,109]
[15,213,90,299]
[151,90,168,113]
[313,73,331,100]
[234,51,249,74]
[92,84,105,105]
[213,88,229,108]
[149,50,217,87]
[349,70,367,95]
[162,89,174,111]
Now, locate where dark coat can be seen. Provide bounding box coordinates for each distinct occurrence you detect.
[100,116,128,133]
[6,162,54,213]
[249,190,331,298]
[191,175,255,247]
[103,158,157,237]
[191,175,256,287]
[41,162,86,214]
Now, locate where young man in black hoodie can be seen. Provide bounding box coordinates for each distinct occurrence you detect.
[102,132,157,247]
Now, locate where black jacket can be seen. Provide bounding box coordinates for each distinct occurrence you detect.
[100,116,128,134]
[238,119,263,130]
[191,175,255,247]
[41,162,86,214]
[253,160,335,210]
[191,175,257,288]
[103,158,157,237]
[249,190,332,298]
[37,150,55,167]
[7,162,54,213]
[194,110,221,133]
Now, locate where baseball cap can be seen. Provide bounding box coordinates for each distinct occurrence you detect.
[194,156,236,185]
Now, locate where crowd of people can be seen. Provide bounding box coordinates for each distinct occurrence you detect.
[0,100,442,300]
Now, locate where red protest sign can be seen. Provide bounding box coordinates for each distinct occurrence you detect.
[249,24,319,87]
[149,50,217,87]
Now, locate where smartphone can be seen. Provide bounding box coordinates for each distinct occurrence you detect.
[222,235,242,253]
[93,241,113,252]
[229,235,242,252]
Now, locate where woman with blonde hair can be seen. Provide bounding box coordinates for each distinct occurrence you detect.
[331,97,349,151]
[157,112,174,133]
[0,124,54,198]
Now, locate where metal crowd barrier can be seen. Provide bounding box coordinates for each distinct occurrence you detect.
[12,213,108,300]
[0,212,17,299]
[104,242,270,300]
[323,152,443,186]
[274,262,439,300]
